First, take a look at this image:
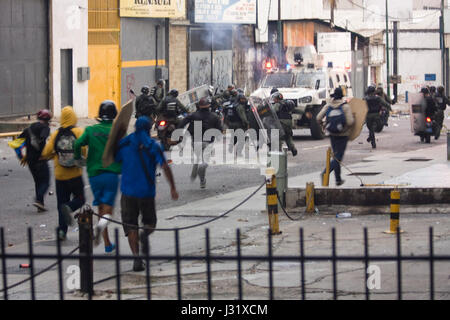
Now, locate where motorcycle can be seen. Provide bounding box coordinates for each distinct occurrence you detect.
[156,114,186,151]
[420,116,436,144]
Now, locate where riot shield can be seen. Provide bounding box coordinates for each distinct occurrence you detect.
[409,93,426,134]
[178,84,211,113]
[248,96,285,143]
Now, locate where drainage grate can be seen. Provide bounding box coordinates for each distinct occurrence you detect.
[405,158,432,162]
[35,239,78,247]
[347,172,381,176]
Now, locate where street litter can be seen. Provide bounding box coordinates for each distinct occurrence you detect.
[336,212,352,218]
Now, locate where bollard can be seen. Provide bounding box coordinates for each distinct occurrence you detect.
[78,207,94,295]
[322,147,331,187]
[305,182,315,213]
[266,167,281,235]
[268,147,288,212]
[384,189,404,234]
[447,130,450,161]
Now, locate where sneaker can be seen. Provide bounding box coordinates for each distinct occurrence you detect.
[105,243,116,253]
[336,179,345,186]
[33,201,47,212]
[200,179,206,189]
[133,258,145,272]
[292,148,298,157]
[190,165,198,182]
[58,230,67,241]
[371,141,376,149]
[61,204,74,226]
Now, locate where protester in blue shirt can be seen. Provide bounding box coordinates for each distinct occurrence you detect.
[115,116,179,271]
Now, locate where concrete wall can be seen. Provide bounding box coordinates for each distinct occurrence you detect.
[169,24,188,92]
[233,25,257,93]
[50,0,89,118]
[120,17,167,105]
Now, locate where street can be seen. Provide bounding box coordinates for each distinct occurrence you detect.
[0,111,447,247]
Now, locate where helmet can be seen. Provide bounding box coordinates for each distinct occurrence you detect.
[270,87,279,95]
[141,86,150,95]
[157,79,165,86]
[222,90,231,99]
[430,86,436,93]
[169,89,179,98]
[437,86,445,94]
[208,86,214,96]
[286,100,296,109]
[98,100,118,121]
[237,94,247,103]
[227,84,235,91]
[237,88,244,94]
[37,109,52,121]
[230,89,238,97]
[271,92,283,101]
[420,87,429,95]
[198,97,211,107]
[366,86,376,95]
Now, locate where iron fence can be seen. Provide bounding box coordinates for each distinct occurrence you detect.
[0,226,449,300]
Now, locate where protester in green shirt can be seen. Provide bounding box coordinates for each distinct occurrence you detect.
[74,100,121,253]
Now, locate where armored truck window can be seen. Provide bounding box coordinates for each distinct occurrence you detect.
[295,72,325,89]
[262,73,294,88]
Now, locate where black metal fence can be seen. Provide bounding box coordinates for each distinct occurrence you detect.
[1,226,449,300]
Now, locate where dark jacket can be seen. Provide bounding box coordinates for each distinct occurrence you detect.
[364,95,390,114]
[19,122,50,164]
[178,109,223,143]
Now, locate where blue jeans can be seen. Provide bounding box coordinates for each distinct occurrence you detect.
[56,176,85,234]
[28,160,50,204]
[329,135,348,183]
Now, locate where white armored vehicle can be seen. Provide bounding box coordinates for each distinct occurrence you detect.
[251,46,353,139]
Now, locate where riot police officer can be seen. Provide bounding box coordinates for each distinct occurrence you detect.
[156,89,189,123]
[150,79,165,105]
[224,93,249,155]
[364,86,390,149]
[135,86,157,119]
[434,86,450,139]
[271,92,300,156]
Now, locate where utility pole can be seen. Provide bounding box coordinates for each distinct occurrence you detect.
[441,0,446,88]
[393,21,398,104]
[278,0,283,67]
[385,0,390,99]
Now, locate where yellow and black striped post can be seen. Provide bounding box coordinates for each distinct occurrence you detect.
[305,182,315,214]
[384,189,404,234]
[322,147,331,187]
[266,167,281,235]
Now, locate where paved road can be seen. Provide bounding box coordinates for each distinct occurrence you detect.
[0,114,448,246]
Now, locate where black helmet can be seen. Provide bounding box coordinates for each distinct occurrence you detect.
[286,100,296,109]
[430,86,436,93]
[98,100,118,121]
[271,92,283,101]
[141,86,150,95]
[270,87,279,95]
[223,90,231,99]
[421,87,429,95]
[237,88,244,94]
[237,94,247,103]
[157,79,165,86]
[169,89,179,98]
[230,89,238,97]
[366,86,376,95]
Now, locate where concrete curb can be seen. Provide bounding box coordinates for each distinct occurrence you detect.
[286,187,450,209]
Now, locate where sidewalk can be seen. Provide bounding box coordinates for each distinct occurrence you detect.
[1,139,450,300]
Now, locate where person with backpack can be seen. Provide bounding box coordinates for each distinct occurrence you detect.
[41,106,86,241]
[115,116,179,271]
[18,109,52,212]
[316,87,354,186]
[364,86,390,149]
[73,101,121,253]
[135,86,157,120]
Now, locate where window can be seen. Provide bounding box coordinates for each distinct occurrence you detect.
[262,73,295,88]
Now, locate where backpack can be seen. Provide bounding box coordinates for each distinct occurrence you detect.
[54,126,77,167]
[325,103,347,134]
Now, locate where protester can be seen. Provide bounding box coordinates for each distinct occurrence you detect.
[115,116,179,271]
[18,109,52,212]
[41,106,86,241]
[74,100,121,253]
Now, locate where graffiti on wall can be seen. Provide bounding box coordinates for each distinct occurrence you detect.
[126,73,136,101]
[190,52,212,89]
[213,50,232,91]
